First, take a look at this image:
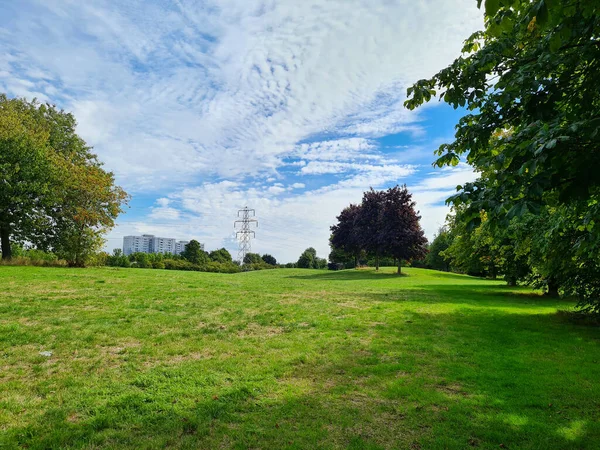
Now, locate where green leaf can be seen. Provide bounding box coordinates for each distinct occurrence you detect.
[485,0,500,17]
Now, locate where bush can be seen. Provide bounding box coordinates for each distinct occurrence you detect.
[152,261,165,269]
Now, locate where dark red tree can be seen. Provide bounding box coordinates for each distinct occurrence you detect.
[380,185,428,274]
[330,204,363,268]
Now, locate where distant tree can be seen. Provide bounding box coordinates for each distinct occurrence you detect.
[330,204,363,268]
[297,247,317,269]
[355,189,387,270]
[315,257,328,269]
[210,248,232,264]
[380,185,428,274]
[243,252,262,264]
[261,254,277,265]
[426,227,453,272]
[182,240,208,265]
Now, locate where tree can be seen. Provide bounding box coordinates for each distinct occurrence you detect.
[405,1,599,221]
[261,254,277,265]
[380,185,428,274]
[210,248,232,263]
[243,252,262,264]
[182,240,208,265]
[0,95,52,260]
[405,1,600,310]
[426,227,453,272]
[297,247,317,269]
[0,95,128,265]
[330,204,363,268]
[355,189,387,270]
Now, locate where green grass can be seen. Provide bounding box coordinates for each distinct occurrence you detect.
[0,266,598,449]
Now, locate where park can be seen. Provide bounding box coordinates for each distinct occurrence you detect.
[1,266,598,448]
[1,0,599,448]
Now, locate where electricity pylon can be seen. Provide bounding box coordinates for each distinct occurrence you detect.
[234,207,258,263]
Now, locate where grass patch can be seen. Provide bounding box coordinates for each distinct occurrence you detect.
[0,266,598,449]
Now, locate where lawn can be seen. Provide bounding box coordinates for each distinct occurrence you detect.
[0,266,598,449]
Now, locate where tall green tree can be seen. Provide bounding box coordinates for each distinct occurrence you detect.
[405,1,600,309]
[426,227,453,272]
[182,240,208,265]
[0,95,52,260]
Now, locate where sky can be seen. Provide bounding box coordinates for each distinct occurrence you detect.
[0,0,483,263]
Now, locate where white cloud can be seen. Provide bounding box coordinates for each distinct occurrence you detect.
[2,1,485,261]
[1,0,482,190]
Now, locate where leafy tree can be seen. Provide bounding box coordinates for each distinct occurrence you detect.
[355,189,387,270]
[261,254,277,265]
[297,247,317,269]
[0,95,128,265]
[426,227,453,272]
[351,186,427,272]
[0,95,52,260]
[330,204,363,268]
[243,252,262,264]
[210,248,233,264]
[380,185,428,273]
[405,1,599,219]
[405,1,600,307]
[182,240,208,265]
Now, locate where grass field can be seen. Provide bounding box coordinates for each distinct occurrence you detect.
[0,266,598,449]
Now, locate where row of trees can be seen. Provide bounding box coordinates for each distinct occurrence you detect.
[105,242,280,273]
[406,1,599,312]
[329,185,428,273]
[0,94,128,266]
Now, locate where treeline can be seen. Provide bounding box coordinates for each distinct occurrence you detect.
[104,241,278,273]
[404,1,599,312]
[0,94,128,266]
[329,185,427,273]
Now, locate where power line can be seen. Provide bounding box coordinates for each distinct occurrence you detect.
[234,207,258,263]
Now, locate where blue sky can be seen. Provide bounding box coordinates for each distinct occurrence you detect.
[0,0,483,262]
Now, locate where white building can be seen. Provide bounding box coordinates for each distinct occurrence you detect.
[123,235,198,256]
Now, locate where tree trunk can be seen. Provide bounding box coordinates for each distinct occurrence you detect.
[0,222,11,260]
[546,278,560,297]
[354,254,358,269]
[375,252,380,271]
[397,261,402,274]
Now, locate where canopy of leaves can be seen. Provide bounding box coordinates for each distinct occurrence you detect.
[0,94,128,264]
[210,248,233,264]
[243,252,263,264]
[182,240,208,265]
[261,254,277,265]
[405,0,599,224]
[331,186,428,273]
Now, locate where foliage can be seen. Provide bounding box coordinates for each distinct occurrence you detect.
[426,228,453,272]
[181,240,208,265]
[261,254,277,266]
[0,94,128,265]
[330,204,363,267]
[209,248,233,264]
[331,186,428,273]
[243,252,263,264]
[297,247,317,269]
[0,94,52,260]
[405,1,600,309]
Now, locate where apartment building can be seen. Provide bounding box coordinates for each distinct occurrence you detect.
[123,235,198,256]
